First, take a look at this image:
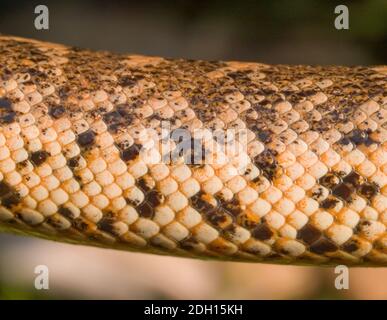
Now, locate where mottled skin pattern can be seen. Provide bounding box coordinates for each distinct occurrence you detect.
[0,36,386,266]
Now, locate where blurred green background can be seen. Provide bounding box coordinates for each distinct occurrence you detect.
[0,0,386,300]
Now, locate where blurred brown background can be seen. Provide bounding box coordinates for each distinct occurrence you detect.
[0,0,386,299]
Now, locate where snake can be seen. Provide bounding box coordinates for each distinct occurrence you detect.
[0,35,386,267]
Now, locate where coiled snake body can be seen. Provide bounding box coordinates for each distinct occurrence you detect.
[0,35,386,266]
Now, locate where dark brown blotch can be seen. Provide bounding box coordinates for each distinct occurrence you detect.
[103,111,124,133]
[319,173,341,189]
[58,206,76,219]
[257,130,272,144]
[137,178,152,193]
[332,183,354,202]
[30,150,50,166]
[67,156,80,169]
[0,179,20,208]
[72,218,92,232]
[0,181,12,197]
[309,237,338,254]
[190,192,217,214]
[136,202,154,218]
[49,105,66,119]
[0,110,16,124]
[16,160,28,171]
[343,171,364,186]
[358,182,379,199]
[77,130,96,147]
[320,197,339,209]
[207,209,232,228]
[297,224,322,245]
[180,237,199,250]
[125,197,142,207]
[46,215,65,229]
[146,190,164,206]
[347,129,376,146]
[0,98,12,110]
[118,76,137,87]
[354,219,372,234]
[237,213,258,230]
[218,197,242,217]
[2,192,21,208]
[311,186,325,201]
[252,223,273,241]
[120,143,141,162]
[97,217,116,234]
[342,239,359,253]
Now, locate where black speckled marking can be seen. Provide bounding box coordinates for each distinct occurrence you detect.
[207,209,233,229]
[253,149,280,181]
[191,192,217,215]
[217,196,242,217]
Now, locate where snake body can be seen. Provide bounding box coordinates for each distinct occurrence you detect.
[0,35,386,266]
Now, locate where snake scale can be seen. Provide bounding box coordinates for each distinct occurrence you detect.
[0,35,386,266]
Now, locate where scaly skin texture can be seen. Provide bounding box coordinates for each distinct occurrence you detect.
[0,35,386,266]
